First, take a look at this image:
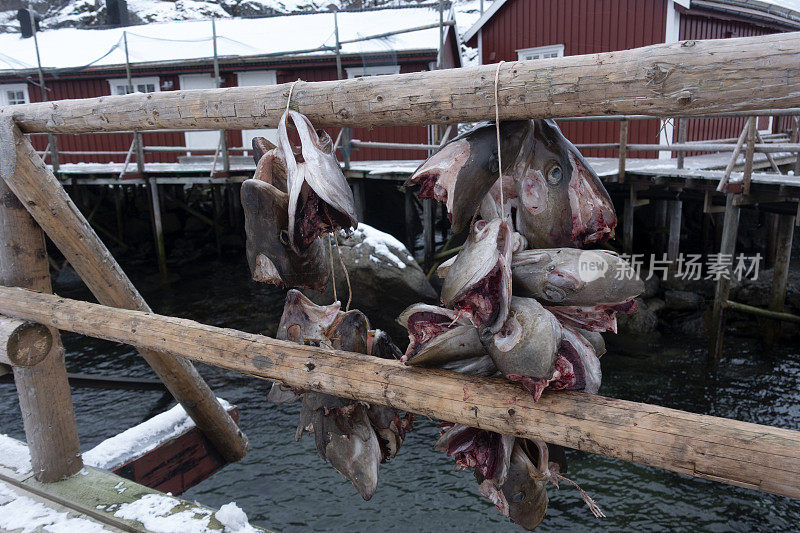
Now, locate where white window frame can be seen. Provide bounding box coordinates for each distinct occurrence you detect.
[107,77,161,96]
[516,44,564,61]
[1,83,30,106]
[346,65,400,78]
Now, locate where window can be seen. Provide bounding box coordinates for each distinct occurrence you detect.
[346,65,400,79]
[517,44,565,61]
[107,77,160,96]
[1,83,29,106]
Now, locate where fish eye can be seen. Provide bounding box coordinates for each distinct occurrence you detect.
[546,165,562,185]
[279,230,290,246]
[512,491,526,503]
[478,326,493,343]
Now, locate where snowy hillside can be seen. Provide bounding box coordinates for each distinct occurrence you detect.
[0,0,480,30]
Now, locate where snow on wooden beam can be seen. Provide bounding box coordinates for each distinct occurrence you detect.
[1,286,799,501]
[2,32,800,133]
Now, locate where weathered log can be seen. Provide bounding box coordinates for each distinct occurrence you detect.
[0,316,52,367]
[0,120,249,463]
[3,33,800,133]
[2,287,800,501]
[0,122,82,481]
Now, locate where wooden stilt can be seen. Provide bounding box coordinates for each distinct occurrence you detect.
[742,117,757,196]
[764,213,796,346]
[655,200,668,255]
[0,170,82,482]
[423,198,434,270]
[617,119,628,183]
[766,213,779,267]
[0,121,249,463]
[709,193,741,363]
[404,188,416,253]
[148,179,168,279]
[351,180,366,222]
[623,185,635,254]
[212,185,222,255]
[676,118,688,169]
[114,185,124,242]
[667,199,683,264]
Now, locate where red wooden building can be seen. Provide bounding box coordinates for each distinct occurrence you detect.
[463,0,800,157]
[0,5,460,164]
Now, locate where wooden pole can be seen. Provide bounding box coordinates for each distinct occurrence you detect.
[148,178,168,279]
[211,18,230,176]
[27,4,59,175]
[617,119,628,183]
[0,146,81,481]
[655,200,668,255]
[351,180,365,222]
[709,193,741,363]
[0,316,52,367]
[6,33,800,132]
[333,11,351,170]
[676,117,688,169]
[725,300,800,324]
[122,32,145,176]
[667,199,682,264]
[423,198,434,270]
[3,287,800,500]
[764,213,796,346]
[742,117,757,196]
[623,184,635,254]
[716,121,751,192]
[0,120,249,463]
[404,188,416,253]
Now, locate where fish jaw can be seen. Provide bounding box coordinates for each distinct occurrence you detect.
[567,151,617,245]
[442,219,513,335]
[241,179,330,291]
[435,424,514,485]
[406,138,471,218]
[547,326,602,394]
[280,110,357,252]
[545,298,637,333]
[252,137,288,193]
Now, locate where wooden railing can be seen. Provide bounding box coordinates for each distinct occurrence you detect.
[0,33,798,507]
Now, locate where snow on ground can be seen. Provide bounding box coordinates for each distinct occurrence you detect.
[83,397,232,470]
[0,482,111,533]
[0,433,33,475]
[349,222,415,269]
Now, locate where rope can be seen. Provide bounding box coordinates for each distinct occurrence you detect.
[553,472,606,519]
[334,236,352,312]
[285,79,302,116]
[327,234,338,302]
[493,61,505,215]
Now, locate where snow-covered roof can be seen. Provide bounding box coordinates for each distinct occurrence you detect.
[463,0,800,43]
[0,6,452,74]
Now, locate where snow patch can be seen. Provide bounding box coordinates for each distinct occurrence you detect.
[215,502,257,533]
[114,493,214,532]
[83,397,231,470]
[348,223,414,269]
[0,482,111,533]
[0,433,32,474]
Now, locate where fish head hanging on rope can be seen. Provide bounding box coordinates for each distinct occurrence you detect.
[405,121,529,234]
[396,303,486,367]
[241,137,331,291]
[441,217,514,340]
[279,110,358,252]
[513,119,616,248]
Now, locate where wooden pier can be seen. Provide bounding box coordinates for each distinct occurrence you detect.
[0,32,799,528]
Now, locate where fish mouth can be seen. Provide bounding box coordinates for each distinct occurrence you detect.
[545,298,638,333]
[294,182,354,250]
[401,310,460,363]
[435,424,513,484]
[452,261,504,332]
[406,138,471,217]
[567,151,617,245]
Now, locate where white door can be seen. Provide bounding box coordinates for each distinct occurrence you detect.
[237,70,279,153]
[180,73,221,154]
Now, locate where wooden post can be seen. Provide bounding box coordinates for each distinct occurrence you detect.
[351,180,365,222]
[423,198,434,270]
[148,179,168,279]
[0,120,249,463]
[716,121,750,192]
[654,200,668,255]
[709,193,741,363]
[4,287,800,501]
[0,158,82,481]
[617,119,628,183]
[764,213,796,346]
[676,117,688,169]
[27,4,59,176]
[0,316,52,367]
[122,32,145,176]
[623,184,635,254]
[667,199,682,264]
[742,116,757,196]
[212,18,230,176]
[404,188,416,254]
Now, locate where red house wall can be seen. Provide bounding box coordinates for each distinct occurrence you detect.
[477,0,669,157]
[678,11,781,146]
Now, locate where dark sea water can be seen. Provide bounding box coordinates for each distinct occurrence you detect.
[1,256,799,532]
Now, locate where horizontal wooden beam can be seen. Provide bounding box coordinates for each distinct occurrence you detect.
[3,33,800,133]
[1,286,799,500]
